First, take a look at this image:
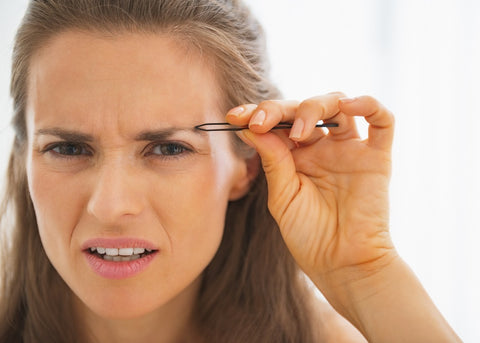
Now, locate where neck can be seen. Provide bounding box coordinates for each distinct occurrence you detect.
[74,277,201,343]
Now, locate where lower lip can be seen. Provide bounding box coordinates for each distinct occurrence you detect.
[83,251,158,279]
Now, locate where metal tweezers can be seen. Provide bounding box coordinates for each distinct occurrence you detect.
[194,122,339,132]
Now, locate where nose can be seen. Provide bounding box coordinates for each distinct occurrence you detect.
[87,160,145,225]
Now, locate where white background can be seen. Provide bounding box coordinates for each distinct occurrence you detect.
[1,1,479,341]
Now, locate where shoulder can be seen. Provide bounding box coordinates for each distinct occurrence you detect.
[312,295,368,343]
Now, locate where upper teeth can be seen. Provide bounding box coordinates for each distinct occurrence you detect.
[89,247,151,256]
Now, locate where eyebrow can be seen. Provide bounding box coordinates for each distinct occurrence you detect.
[134,127,208,141]
[34,126,208,142]
[35,128,94,142]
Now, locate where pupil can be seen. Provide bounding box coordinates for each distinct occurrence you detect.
[61,144,81,155]
[163,144,183,155]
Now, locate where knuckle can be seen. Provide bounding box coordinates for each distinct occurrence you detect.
[328,91,347,97]
[299,99,326,116]
[363,95,376,102]
[244,103,259,110]
[361,95,381,112]
[257,99,281,113]
[386,110,395,127]
[363,95,385,112]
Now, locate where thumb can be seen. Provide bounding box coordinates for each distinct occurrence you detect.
[237,130,299,215]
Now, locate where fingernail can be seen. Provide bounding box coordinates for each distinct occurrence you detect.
[250,110,266,126]
[228,106,245,117]
[339,97,357,104]
[289,118,304,140]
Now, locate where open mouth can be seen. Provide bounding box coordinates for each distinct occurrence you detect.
[87,247,157,262]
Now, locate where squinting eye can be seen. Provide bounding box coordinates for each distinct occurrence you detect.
[149,143,189,156]
[47,142,91,156]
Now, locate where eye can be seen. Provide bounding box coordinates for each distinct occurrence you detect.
[43,142,92,157]
[146,142,191,157]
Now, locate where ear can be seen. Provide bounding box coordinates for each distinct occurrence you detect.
[228,153,260,201]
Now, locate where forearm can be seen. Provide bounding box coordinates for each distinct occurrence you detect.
[313,255,462,343]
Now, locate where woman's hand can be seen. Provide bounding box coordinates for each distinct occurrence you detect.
[227,93,396,284]
[227,93,462,342]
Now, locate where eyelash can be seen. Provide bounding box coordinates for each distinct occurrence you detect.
[41,141,192,160]
[41,142,92,159]
[143,141,192,159]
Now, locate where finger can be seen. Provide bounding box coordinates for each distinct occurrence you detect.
[236,128,298,151]
[236,129,299,215]
[325,111,359,141]
[338,95,395,150]
[248,100,300,133]
[227,100,300,133]
[225,104,258,126]
[295,127,327,147]
[290,92,345,141]
[274,129,299,151]
[228,102,298,150]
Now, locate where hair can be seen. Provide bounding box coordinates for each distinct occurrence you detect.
[0,1,318,342]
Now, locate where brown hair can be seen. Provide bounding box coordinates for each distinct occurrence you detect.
[0,1,317,342]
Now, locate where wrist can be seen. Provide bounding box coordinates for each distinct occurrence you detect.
[312,250,401,327]
[311,252,461,342]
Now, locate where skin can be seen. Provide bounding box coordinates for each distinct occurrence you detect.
[26,32,250,342]
[228,96,462,341]
[24,30,460,343]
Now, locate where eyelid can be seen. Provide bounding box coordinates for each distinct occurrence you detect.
[38,139,197,159]
[40,141,93,157]
[142,140,193,156]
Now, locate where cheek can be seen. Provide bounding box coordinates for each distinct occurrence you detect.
[150,164,230,243]
[27,161,86,259]
[146,157,235,269]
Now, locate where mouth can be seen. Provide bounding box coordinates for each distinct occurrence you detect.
[86,247,158,262]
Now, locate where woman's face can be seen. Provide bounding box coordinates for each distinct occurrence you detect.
[25,31,249,319]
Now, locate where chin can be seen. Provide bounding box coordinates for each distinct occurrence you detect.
[77,287,169,320]
[72,274,201,321]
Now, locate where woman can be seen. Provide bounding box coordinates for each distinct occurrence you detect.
[0,0,461,342]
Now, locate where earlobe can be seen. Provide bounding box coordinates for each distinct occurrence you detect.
[228,154,260,201]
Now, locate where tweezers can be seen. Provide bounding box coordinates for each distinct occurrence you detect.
[194,122,339,132]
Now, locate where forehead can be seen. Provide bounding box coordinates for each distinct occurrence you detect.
[27,30,223,132]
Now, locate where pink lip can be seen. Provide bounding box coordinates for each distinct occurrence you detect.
[82,237,158,280]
